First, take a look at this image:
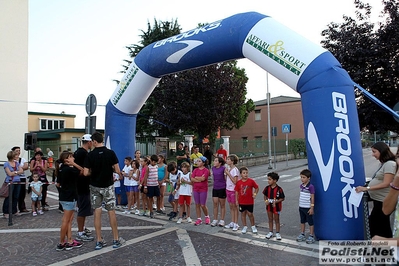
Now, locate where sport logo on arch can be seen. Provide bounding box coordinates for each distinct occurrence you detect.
[307,92,358,218]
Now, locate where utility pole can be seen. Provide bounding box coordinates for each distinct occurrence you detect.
[267,72,272,169]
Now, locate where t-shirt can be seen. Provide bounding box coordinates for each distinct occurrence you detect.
[368,160,396,202]
[58,164,79,201]
[226,166,239,191]
[123,165,134,186]
[299,182,315,208]
[169,170,182,186]
[113,172,121,188]
[178,172,192,196]
[147,164,158,187]
[216,149,227,160]
[30,181,43,197]
[262,185,285,213]
[235,178,259,205]
[130,169,139,186]
[158,164,166,182]
[84,146,119,188]
[4,161,21,183]
[191,167,209,192]
[212,166,226,190]
[74,147,90,194]
[190,152,203,167]
[176,149,186,166]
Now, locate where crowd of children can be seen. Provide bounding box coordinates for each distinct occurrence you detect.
[113,149,315,244]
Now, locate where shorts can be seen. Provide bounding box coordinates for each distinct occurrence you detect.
[60,200,76,211]
[193,191,207,205]
[114,187,122,195]
[131,185,139,192]
[31,196,42,202]
[299,207,314,226]
[212,188,226,199]
[178,195,192,206]
[90,184,116,211]
[226,190,236,204]
[77,194,93,217]
[125,186,134,192]
[239,204,254,213]
[146,186,160,198]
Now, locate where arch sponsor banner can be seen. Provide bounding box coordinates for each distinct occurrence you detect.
[105,11,365,240]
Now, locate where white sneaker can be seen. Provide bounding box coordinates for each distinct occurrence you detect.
[224,222,234,229]
[241,226,248,234]
[177,218,183,224]
[135,209,140,215]
[218,220,225,227]
[123,210,130,214]
[251,225,258,234]
[232,223,239,231]
[265,232,273,239]
[210,220,218,227]
[187,217,192,223]
[275,232,282,240]
[152,204,157,210]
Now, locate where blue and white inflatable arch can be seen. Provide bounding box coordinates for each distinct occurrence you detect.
[106,12,365,240]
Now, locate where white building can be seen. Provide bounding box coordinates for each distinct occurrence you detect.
[0,0,29,162]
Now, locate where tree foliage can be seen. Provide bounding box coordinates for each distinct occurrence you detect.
[122,19,255,139]
[321,0,399,132]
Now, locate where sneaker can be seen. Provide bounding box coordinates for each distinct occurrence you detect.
[296,233,306,242]
[161,207,165,211]
[64,243,73,251]
[194,218,202,226]
[123,210,131,214]
[135,209,140,215]
[241,226,248,234]
[84,228,92,235]
[251,225,258,234]
[156,210,165,215]
[218,220,225,227]
[210,220,218,227]
[112,239,122,248]
[32,212,37,216]
[169,212,177,221]
[275,232,282,240]
[122,205,128,209]
[187,217,192,223]
[67,239,83,248]
[138,210,144,216]
[167,211,174,217]
[77,233,94,242]
[152,204,157,210]
[265,232,273,239]
[232,223,239,231]
[56,243,65,251]
[38,210,44,215]
[144,210,150,216]
[116,205,121,209]
[224,222,234,229]
[95,240,107,250]
[150,212,154,218]
[182,212,187,219]
[306,235,315,244]
[177,218,183,224]
[205,216,211,225]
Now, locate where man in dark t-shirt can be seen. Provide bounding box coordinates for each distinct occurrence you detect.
[74,134,94,242]
[83,132,123,250]
[175,142,187,169]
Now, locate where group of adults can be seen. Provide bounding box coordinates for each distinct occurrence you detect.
[355,141,399,246]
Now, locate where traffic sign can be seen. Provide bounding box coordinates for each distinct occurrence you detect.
[85,94,97,116]
[282,124,291,133]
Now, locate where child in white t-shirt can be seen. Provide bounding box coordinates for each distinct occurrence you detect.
[113,172,122,208]
[166,162,182,220]
[30,173,43,216]
[176,162,193,224]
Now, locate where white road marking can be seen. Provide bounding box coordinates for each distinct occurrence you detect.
[177,229,202,266]
[281,176,300,183]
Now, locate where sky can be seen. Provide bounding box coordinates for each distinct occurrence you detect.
[28,0,385,129]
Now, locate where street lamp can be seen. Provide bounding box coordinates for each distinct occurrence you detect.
[267,72,272,169]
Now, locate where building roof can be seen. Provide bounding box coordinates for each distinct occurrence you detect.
[28,111,76,118]
[254,95,301,106]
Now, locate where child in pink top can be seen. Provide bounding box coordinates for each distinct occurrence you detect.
[138,157,149,216]
[190,156,210,225]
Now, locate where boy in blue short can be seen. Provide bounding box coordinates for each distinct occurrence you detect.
[296,169,315,244]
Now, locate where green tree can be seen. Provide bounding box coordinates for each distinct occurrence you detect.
[321,0,399,132]
[121,19,255,138]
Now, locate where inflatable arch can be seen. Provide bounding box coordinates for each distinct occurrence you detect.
[106,12,366,240]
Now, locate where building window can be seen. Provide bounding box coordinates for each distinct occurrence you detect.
[255,110,261,121]
[242,137,248,149]
[39,119,65,130]
[255,136,262,148]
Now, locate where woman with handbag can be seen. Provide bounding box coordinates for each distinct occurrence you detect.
[2,150,24,218]
[356,141,396,238]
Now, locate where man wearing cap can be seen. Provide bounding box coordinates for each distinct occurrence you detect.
[83,132,123,250]
[74,134,94,242]
[175,142,187,170]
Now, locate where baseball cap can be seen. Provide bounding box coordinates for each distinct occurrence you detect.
[82,134,92,141]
